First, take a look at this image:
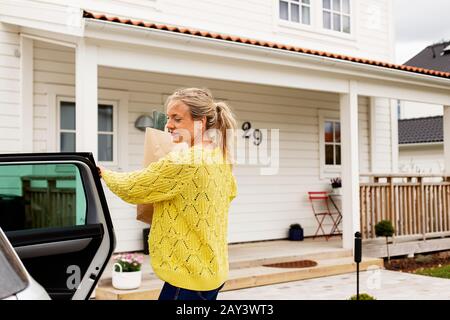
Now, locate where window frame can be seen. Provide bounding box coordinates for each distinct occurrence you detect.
[322,0,352,34]
[274,0,356,41]
[56,97,119,166]
[319,110,341,179]
[56,96,76,154]
[278,0,313,26]
[97,102,118,165]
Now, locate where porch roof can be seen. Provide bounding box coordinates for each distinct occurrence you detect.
[83,11,450,81]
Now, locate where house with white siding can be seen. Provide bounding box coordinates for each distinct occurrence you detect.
[1,0,450,254]
[398,41,447,175]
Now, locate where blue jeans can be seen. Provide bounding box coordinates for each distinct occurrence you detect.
[158,282,225,301]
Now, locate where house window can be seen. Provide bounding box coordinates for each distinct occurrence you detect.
[98,104,114,162]
[58,99,117,163]
[322,0,351,33]
[279,0,311,25]
[324,120,341,166]
[59,101,76,152]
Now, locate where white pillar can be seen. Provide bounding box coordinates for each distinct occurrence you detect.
[75,39,98,160]
[340,80,360,250]
[444,106,450,175]
[369,97,377,173]
[390,99,399,173]
[20,36,33,153]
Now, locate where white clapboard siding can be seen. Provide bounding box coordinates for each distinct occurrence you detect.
[2,0,393,62]
[30,40,396,251]
[399,145,444,174]
[0,23,20,153]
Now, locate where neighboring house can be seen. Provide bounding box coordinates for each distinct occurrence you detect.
[398,116,444,173]
[398,41,448,173]
[1,0,450,254]
[398,41,448,120]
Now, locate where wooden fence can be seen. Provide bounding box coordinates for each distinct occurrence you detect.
[21,176,77,229]
[360,174,450,240]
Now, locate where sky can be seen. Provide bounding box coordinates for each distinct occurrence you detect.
[394,0,450,64]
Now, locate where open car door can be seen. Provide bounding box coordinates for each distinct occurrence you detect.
[0,153,115,300]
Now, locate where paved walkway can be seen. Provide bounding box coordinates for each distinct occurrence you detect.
[218,270,450,300]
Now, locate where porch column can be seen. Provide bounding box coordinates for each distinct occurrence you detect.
[75,39,98,160]
[340,80,361,249]
[444,106,450,175]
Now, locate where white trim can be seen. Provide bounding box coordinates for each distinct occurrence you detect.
[75,39,98,160]
[20,32,76,48]
[340,80,360,250]
[20,35,34,153]
[84,19,450,106]
[390,99,399,173]
[97,101,119,167]
[56,96,76,153]
[369,97,377,173]
[318,109,341,180]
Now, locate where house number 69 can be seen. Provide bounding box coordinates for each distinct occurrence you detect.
[242,121,263,146]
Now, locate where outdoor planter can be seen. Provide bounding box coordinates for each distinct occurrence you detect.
[111,253,144,290]
[289,224,304,241]
[112,263,142,290]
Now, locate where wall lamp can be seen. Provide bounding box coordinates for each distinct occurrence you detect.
[134,111,167,132]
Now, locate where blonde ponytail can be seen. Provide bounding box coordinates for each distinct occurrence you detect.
[214,101,237,163]
[166,88,237,163]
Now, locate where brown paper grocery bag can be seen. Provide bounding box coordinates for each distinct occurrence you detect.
[136,128,188,224]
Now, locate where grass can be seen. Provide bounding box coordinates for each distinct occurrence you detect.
[415,264,450,279]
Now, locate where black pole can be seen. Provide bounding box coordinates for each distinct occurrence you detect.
[354,232,362,300]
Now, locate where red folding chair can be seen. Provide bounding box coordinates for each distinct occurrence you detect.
[308,192,340,241]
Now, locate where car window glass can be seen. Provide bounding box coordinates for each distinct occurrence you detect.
[0,232,28,299]
[0,164,86,231]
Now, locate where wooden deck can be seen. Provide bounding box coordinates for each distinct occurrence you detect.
[93,238,383,300]
[363,234,450,258]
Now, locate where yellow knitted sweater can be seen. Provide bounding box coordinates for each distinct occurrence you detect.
[101,145,237,291]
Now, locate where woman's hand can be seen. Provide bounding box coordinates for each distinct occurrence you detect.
[97,166,104,178]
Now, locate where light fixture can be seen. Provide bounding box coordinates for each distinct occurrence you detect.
[134,115,154,132]
[134,111,167,132]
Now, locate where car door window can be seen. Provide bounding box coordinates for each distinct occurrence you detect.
[0,164,86,232]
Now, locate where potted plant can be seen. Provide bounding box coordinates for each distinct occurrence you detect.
[289,223,304,241]
[330,177,342,195]
[375,220,395,263]
[349,293,376,300]
[112,252,144,290]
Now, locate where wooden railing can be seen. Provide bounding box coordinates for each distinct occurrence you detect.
[360,174,450,240]
[21,176,76,229]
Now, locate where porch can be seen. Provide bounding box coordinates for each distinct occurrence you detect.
[94,238,383,300]
[360,173,450,257]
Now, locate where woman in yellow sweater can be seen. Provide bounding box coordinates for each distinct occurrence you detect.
[98,88,237,300]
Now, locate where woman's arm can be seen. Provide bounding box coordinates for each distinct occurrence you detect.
[99,156,196,205]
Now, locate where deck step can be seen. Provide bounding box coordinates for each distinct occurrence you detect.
[94,256,383,300]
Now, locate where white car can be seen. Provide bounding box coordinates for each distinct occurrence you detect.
[0,153,116,300]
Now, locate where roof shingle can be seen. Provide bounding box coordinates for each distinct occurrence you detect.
[398,116,443,145]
